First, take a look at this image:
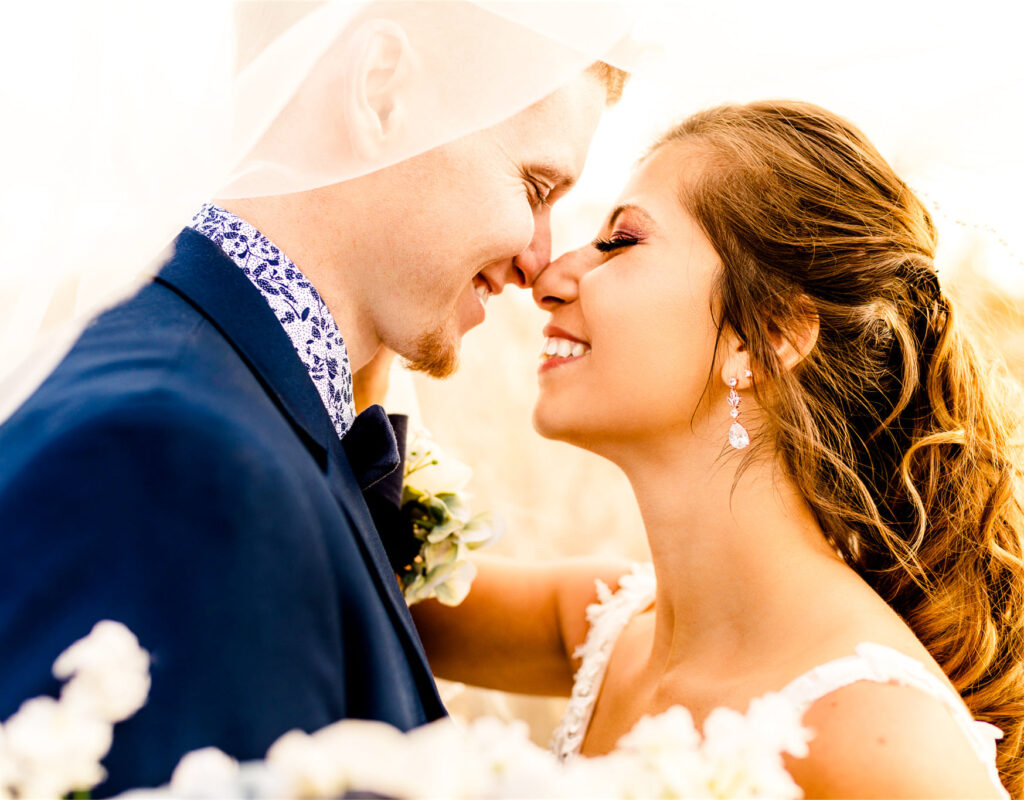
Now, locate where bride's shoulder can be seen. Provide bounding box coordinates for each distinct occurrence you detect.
[786,670,1003,798]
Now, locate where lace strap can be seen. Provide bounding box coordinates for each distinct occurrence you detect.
[779,641,1007,799]
[550,563,656,760]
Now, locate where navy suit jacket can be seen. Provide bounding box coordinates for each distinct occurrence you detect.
[0,229,445,795]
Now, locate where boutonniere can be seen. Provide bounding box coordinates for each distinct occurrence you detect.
[399,427,503,606]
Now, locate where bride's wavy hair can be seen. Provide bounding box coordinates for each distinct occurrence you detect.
[656,100,1024,794]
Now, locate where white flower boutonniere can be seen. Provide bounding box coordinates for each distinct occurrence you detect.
[399,428,503,607]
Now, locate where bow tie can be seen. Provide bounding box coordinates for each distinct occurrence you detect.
[341,404,403,493]
[342,406,420,573]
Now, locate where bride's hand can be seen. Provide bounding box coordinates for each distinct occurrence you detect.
[353,346,397,412]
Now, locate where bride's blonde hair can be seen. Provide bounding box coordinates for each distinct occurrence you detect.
[655,100,1024,795]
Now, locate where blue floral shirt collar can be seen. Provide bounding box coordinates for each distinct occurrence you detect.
[190,203,355,440]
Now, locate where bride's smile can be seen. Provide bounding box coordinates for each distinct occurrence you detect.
[538,324,591,372]
[532,143,726,451]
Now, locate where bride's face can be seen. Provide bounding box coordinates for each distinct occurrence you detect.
[532,143,724,449]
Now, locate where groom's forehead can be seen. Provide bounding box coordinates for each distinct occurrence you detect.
[501,75,607,181]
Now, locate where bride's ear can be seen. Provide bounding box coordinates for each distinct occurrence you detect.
[718,303,819,389]
[718,327,753,390]
[343,19,418,161]
[769,303,819,373]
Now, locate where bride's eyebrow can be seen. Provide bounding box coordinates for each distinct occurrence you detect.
[607,203,656,230]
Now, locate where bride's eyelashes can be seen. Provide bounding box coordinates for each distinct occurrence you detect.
[592,233,641,252]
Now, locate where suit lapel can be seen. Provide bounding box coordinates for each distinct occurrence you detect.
[156,228,334,457]
[156,229,441,712]
[325,435,442,706]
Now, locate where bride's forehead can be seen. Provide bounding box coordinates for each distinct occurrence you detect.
[636,141,707,184]
[616,145,714,210]
[615,147,696,207]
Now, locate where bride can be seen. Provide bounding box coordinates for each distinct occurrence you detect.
[409,100,1022,798]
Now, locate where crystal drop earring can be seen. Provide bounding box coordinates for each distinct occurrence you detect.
[727,370,752,450]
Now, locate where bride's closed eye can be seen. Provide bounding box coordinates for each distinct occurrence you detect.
[592,233,641,253]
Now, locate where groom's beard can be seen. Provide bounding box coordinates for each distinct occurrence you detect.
[404,327,459,378]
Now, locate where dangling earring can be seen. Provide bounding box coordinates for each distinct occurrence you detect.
[727,370,752,450]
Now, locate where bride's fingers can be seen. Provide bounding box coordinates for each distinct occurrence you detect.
[354,346,398,412]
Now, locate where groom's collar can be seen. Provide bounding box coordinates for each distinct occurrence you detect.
[155,228,400,490]
[188,203,356,440]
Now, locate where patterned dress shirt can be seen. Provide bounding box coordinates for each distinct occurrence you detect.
[190,203,355,440]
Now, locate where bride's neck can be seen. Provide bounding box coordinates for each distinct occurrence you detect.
[616,433,842,671]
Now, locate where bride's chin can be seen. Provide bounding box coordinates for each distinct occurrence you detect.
[532,404,587,445]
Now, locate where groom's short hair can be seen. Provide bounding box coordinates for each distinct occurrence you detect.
[588,61,629,106]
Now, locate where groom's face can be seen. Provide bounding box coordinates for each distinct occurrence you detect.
[365,72,607,377]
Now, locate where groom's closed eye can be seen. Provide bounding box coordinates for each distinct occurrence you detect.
[524,176,553,208]
[523,161,577,204]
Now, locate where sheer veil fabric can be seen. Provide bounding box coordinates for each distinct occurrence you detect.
[0,0,639,420]
[1,1,1021,419]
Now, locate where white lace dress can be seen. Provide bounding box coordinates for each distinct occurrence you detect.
[550,563,1009,799]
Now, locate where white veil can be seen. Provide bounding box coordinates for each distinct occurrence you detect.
[1,1,1020,422]
[0,0,640,420]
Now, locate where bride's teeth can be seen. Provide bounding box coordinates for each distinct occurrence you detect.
[475,285,489,303]
[541,336,591,359]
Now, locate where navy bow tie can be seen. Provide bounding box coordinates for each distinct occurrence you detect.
[342,407,420,573]
[341,404,403,492]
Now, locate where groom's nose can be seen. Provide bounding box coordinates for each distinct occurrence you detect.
[506,209,553,289]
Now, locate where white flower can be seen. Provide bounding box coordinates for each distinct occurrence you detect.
[401,717,491,799]
[169,747,241,798]
[4,696,112,799]
[265,729,346,799]
[458,511,504,548]
[609,700,811,800]
[268,719,413,799]
[406,559,478,607]
[423,494,473,542]
[405,433,473,496]
[566,750,665,800]
[744,693,813,759]
[53,620,151,723]
[617,704,701,756]
[614,706,708,797]
[0,724,17,800]
[697,698,809,800]
[463,717,565,798]
[400,428,502,606]
[421,536,461,572]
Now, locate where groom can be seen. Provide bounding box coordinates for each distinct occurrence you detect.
[0,6,626,795]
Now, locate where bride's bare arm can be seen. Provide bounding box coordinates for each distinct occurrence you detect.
[352,355,634,695]
[410,554,634,696]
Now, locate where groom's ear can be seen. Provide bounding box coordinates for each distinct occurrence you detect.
[344,19,418,161]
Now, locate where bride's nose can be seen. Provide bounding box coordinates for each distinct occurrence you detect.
[532,243,598,311]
